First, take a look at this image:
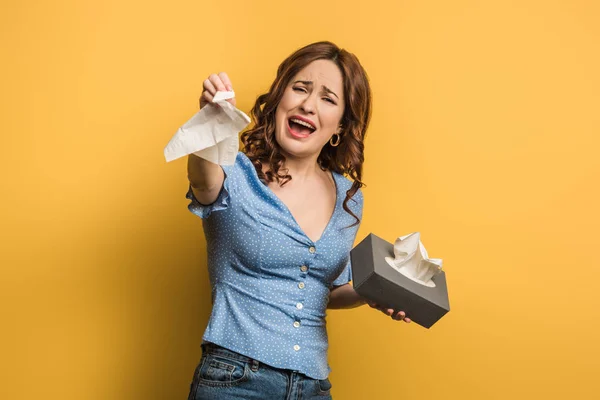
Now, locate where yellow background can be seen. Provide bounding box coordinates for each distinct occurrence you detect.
[1,0,599,399]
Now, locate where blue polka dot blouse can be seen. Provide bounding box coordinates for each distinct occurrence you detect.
[186,151,363,379]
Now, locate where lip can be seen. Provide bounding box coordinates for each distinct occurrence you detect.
[289,115,317,130]
[287,119,310,139]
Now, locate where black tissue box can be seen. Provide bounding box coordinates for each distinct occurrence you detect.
[350,233,450,328]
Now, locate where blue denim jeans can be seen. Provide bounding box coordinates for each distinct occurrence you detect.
[187,342,333,400]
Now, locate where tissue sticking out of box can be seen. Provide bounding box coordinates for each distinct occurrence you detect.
[384,232,443,288]
[163,91,251,165]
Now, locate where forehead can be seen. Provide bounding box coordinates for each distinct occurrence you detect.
[292,59,344,92]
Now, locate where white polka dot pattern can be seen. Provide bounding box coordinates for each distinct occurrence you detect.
[185,152,363,380]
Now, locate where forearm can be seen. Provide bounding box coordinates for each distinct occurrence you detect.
[327,283,367,309]
[187,154,222,189]
[187,155,224,204]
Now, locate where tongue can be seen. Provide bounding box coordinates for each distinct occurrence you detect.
[290,121,312,136]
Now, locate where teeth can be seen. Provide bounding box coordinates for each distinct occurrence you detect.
[290,118,315,130]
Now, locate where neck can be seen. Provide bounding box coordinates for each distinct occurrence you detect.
[278,151,323,183]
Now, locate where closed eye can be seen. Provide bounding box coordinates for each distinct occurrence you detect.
[293,87,307,93]
[323,97,336,104]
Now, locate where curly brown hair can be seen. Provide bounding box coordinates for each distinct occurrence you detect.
[241,41,372,226]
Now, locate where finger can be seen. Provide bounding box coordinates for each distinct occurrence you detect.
[218,72,233,91]
[203,91,214,103]
[209,73,227,93]
[200,91,215,109]
[392,311,405,321]
[386,308,394,317]
[203,78,217,96]
[404,318,412,323]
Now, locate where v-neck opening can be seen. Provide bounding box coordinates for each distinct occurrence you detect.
[257,165,340,245]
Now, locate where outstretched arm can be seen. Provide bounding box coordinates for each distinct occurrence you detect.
[188,72,235,205]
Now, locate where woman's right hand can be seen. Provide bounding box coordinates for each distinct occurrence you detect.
[199,72,236,109]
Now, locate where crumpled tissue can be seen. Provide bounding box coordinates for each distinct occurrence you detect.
[384,232,443,287]
[164,91,251,165]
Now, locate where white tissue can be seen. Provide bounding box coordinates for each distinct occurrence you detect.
[384,232,443,288]
[164,91,251,165]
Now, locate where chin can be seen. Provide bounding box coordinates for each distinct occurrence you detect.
[276,135,304,157]
[274,130,311,158]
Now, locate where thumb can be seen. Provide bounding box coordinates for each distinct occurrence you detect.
[225,85,236,107]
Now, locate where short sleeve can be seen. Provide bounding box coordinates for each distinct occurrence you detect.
[331,258,353,287]
[185,167,231,219]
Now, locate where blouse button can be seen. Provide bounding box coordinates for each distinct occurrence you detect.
[294,345,300,351]
[298,282,305,289]
[293,321,301,328]
[300,265,308,272]
[296,302,303,310]
[309,246,316,254]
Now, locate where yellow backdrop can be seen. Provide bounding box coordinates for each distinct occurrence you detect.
[1,0,599,399]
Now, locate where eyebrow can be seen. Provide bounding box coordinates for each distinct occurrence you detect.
[293,80,339,99]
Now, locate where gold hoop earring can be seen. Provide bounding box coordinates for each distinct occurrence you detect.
[329,133,341,147]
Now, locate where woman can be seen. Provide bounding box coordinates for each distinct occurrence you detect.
[185,41,410,400]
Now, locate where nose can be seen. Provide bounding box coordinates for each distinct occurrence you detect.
[300,92,317,114]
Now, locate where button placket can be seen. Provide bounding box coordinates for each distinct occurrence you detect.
[294,279,307,310]
[295,259,309,319]
[291,303,303,351]
[293,277,306,328]
[292,246,315,352]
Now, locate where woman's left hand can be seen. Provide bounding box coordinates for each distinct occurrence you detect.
[367,302,412,323]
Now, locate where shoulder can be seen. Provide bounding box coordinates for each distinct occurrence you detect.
[221,151,261,190]
[333,172,364,206]
[236,151,251,165]
[223,151,254,175]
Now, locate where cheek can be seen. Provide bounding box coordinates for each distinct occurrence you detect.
[275,94,291,118]
[278,91,297,111]
[321,107,344,129]
[275,106,286,131]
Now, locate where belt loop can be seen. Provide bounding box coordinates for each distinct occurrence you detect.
[251,359,259,372]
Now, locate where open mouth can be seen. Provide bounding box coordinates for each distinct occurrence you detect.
[288,117,316,138]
